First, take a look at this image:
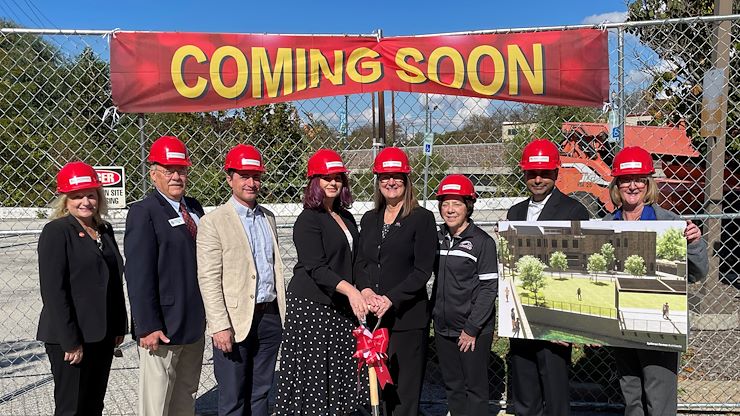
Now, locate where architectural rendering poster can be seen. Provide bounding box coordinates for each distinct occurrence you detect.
[497,221,688,352]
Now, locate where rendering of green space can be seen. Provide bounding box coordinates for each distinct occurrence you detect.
[512,272,686,317]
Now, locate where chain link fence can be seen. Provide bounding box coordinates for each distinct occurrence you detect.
[1,14,739,415]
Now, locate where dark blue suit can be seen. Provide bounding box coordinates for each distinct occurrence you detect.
[124,191,206,344]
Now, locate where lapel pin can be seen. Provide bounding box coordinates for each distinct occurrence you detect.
[78,232,85,238]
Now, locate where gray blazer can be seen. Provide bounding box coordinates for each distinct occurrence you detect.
[603,204,708,283]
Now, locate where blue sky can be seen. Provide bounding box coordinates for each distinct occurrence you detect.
[2,0,641,132]
[2,0,629,34]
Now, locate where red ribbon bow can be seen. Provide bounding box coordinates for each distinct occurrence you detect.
[352,325,393,388]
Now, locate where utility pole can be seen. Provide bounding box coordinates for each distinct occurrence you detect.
[694,0,737,330]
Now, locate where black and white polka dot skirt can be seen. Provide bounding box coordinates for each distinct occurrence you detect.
[274,294,367,415]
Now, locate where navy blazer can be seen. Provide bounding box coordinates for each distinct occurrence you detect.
[354,206,437,330]
[37,215,127,352]
[124,191,206,345]
[507,187,590,221]
[289,207,359,309]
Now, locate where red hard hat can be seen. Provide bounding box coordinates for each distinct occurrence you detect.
[147,136,192,166]
[611,146,654,176]
[307,149,348,177]
[56,161,102,194]
[224,144,265,172]
[436,174,477,200]
[520,139,560,170]
[373,147,411,174]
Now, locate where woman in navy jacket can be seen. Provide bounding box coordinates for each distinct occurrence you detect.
[37,162,127,416]
[354,147,437,416]
[275,149,366,415]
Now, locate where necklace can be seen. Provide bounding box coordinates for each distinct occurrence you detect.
[83,223,103,250]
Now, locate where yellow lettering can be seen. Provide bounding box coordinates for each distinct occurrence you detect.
[309,49,344,88]
[507,43,544,95]
[395,47,426,84]
[428,47,464,89]
[171,45,208,99]
[210,46,248,99]
[296,48,307,92]
[347,47,382,84]
[467,45,505,96]
[252,47,294,98]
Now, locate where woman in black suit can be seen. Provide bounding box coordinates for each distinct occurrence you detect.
[37,161,127,415]
[354,147,437,416]
[275,149,366,415]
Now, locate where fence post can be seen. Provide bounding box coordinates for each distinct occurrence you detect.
[138,114,147,197]
[694,1,739,331]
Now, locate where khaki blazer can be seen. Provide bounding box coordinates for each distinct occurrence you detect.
[196,201,286,343]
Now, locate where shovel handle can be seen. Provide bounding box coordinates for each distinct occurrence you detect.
[368,366,380,414]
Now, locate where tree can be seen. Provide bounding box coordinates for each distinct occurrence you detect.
[626,0,740,152]
[516,255,547,305]
[625,255,647,277]
[587,253,607,281]
[549,251,569,279]
[600,243,616,273]
[498,236,512,277]
[657,228,687,261]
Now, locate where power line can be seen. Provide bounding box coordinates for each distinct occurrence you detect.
[24,0,57,29]
[8,0,42,27]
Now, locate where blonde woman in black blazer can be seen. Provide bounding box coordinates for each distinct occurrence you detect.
[37,162,127,416]
[354,147,437,416]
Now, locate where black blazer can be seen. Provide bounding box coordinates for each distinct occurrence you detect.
[37,215,127,352]
[289,208,359,308]
[124,191,206,345]
[354,206,437,330]
[507,187,590,221]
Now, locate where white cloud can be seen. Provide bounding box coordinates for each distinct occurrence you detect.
[581,11,628,25]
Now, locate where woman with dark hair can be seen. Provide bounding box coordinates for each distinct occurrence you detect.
[37,161,127,415]
[354,147,437,416]
[604,146,707,416]
[432,174,498,416]
[274,149,366,415]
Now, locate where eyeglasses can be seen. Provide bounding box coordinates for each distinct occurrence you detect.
[617,177,649,187]
[379,174,405,184]
[155,167,188,178]
[319,174,343,183]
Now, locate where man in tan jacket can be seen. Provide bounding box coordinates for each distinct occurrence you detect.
[197,144,286,416]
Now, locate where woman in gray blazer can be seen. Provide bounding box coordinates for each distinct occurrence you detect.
[603,146,707,416]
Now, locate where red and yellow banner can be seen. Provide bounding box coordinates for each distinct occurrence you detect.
[110,30,608,113]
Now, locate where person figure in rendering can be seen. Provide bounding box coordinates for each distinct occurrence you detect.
[197,144,286,416]
[274,149,364,415]
[506,138,590,416]
[354,147,437,416]
[505,285,511,302]
[37,161,127,416]
[604,146,707,416]
[577,287,582,301]
[125,136,206,416]
[432,174,499,416]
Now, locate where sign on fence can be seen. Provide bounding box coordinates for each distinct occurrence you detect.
[95,166,126,208]
[110,30,608,112]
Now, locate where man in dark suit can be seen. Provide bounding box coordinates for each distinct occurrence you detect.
[125,136,206,416]
[507,139,589,416]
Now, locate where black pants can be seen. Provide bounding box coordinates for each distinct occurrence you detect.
[436,332,492,416]
[613,347,678,416]
[213,303,282,416]
[46,339,115,416]
[509,339,571,416]
[383,328,427,416]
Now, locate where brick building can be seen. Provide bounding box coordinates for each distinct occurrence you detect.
[501,221,657,275]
